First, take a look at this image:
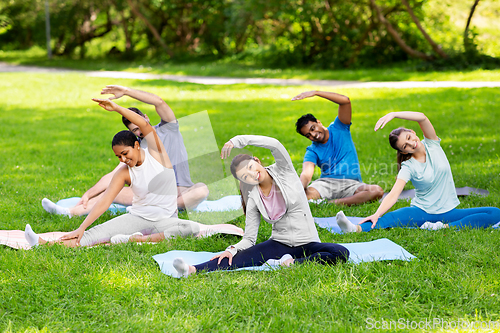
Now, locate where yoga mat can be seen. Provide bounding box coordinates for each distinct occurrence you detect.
[153,238,416,278]
[315,216,500,234]
[57,195,243,216]
[314,216,364,234]
[381,186,489,201]
[0,230,69,250]
[192,195,242,213]
[57,197,127,215]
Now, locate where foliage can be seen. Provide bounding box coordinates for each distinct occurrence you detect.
[1,0,499,69]
[0,72,499,331]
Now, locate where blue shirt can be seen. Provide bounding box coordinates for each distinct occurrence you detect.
[303,117,362,182]
[397,137,459,214]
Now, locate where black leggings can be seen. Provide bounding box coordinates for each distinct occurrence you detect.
[194,239,350,272]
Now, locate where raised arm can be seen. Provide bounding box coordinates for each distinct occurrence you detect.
[375,111,438,140]
[221,135,294,171]
[101,85,176,123]
[91,98,172,169]
[77,163,124,208]
[291,90,352,125]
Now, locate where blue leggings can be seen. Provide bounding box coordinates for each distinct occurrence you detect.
[360,206,500,232]
[194,239,349,272]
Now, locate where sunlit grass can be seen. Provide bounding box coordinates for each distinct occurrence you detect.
[0,72,499,332]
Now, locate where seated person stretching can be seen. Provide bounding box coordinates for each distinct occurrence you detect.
[293,90,383,206]
[41,85,209,217]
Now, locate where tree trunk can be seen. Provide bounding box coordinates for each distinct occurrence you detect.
[370,0,433,61]
[126,0,173,56]
[401,0,447,58]
[464,0,480,51]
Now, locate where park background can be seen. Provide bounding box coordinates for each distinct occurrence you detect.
[1,0,499,332]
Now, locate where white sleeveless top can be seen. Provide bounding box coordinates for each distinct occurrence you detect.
[127,148,178,221]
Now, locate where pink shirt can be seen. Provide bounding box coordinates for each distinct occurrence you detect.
[258,181,287,220]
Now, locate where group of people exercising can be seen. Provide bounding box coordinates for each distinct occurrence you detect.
[24,86,500,277]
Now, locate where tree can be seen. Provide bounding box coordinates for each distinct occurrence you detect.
[464,0,480,52]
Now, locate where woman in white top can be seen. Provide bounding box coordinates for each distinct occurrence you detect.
[337,111,500,233]
[173,135,350,277]
[25,98,242,247]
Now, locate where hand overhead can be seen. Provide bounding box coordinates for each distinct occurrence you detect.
[291,91,316,101]
[374,113,395,131]
[220,140,234,159]
[91,98,118,112]
[101,85,128,100]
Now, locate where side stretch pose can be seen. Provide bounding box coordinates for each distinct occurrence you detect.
[293,90,383,206]
[25,99,242,247]
[336,111,500,233]
[173,135,350,277]
[41,85,209,217]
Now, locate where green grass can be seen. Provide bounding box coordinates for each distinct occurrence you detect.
[0,72,499,332]
[2,47,500,82]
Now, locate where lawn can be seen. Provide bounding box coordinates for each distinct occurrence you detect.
[0,71,499,332]
[2,47,500,82]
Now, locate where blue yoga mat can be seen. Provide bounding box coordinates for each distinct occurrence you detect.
[57,197,127,214]
[57,195,243,215]
[153,238,416,278]
[316,217,500,234]
[314,216,364,234]
[192,195,242,212]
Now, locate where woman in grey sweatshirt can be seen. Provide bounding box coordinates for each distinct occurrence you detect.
[173,135,349,277]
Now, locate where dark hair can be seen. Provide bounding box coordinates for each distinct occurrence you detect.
[112,130,139,148]
[230,154,261,215]
[230,154,255,179]
[389,127,413,171]
[122,107,146,128]
[295,113,317,135]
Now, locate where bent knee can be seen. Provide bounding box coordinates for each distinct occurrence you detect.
[196,183,210,199]
[305,187,321,200]
[371,185,384,200]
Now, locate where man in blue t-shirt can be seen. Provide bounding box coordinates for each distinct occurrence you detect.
[293,90,383,206]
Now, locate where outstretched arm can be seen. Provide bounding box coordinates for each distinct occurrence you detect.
[221,135,294,171]
[77,163,124,208]
[60,166,129,244]
[299,162,315,190]
[359,178,406,228]
[291,90,352,125]
[91,98,172,169]
[101,85,176,123]
[375,111,438,140]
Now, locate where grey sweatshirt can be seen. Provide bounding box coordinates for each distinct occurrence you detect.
[227,135,321,256]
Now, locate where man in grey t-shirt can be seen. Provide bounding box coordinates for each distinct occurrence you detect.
[42,85,209,217]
